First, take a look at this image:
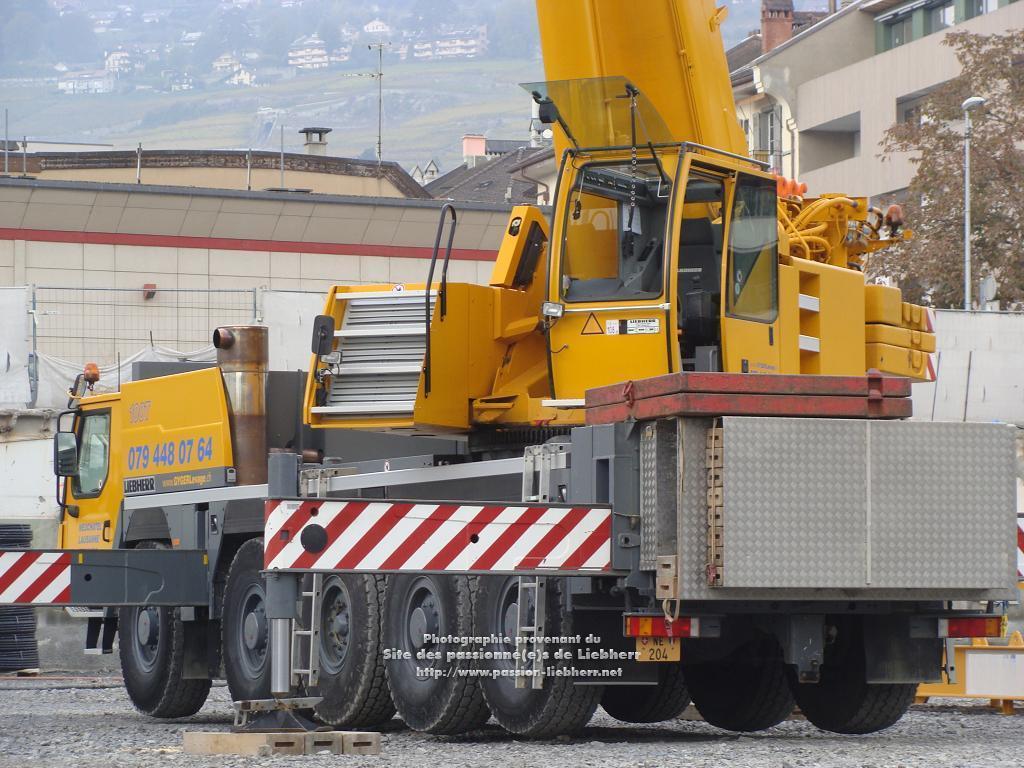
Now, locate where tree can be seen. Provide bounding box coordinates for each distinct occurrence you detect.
[877,30,1024,308]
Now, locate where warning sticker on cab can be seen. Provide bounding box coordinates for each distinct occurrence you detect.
[602,318,661,336]
[626,318,660,334]
[605,319,660,335]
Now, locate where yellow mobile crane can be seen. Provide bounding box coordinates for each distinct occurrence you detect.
[305,0,934,436]
[5,0,1013,744]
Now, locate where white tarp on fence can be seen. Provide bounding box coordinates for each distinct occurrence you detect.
[0,287,31,409]
[33,345,217,409]
[912,310,1024,425]
[262,290,328,372]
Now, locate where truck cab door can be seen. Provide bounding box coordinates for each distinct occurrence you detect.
[546,159,674,400]
[59,406,119,549]
[719,173,781,374]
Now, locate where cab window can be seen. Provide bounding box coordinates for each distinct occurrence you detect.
[726,175,778,323]
[73,412,110,497]
[561,161,668,302]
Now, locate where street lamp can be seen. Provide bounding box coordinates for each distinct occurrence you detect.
[961,95,985,310]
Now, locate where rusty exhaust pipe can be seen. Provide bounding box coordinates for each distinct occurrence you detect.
[214,325,268,486]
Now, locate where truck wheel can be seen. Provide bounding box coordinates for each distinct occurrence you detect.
[118,542,211,718]
[601,662,690,723]
[791,621,915,734]
[222,538,271,702]
[475,576,601,738]
[683,635,795,732]
[313,574,396,728]
[384,574,490,734]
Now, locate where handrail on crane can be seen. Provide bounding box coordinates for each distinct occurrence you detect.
[423,203,457,398]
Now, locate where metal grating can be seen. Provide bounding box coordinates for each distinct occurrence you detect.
[321,291,435,418]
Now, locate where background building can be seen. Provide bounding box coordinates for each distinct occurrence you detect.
[730,0,1023,199]
[8,147,426,198]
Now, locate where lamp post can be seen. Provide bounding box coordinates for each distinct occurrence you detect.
[961,96,985,310]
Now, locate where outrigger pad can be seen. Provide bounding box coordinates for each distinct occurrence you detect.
[232,697,323,733]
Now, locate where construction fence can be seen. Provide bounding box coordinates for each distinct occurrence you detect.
[0,285,328,409]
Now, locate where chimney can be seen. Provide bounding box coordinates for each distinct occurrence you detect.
[462,134,486,167]
[299,127,331,156]
[761,0,794,54]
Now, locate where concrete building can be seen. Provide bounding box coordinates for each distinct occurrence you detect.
[57,70,115,95]
[10,149,427,198]
[0,178,512,372]
[288,35,329,70]
[731,0,1023,198]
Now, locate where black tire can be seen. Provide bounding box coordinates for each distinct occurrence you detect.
[601,662,691,723]
[792,620,915,734]
[221,538,271,702]
[683,635,795,732]
[475,576,601,739]
[0,524,32,548]
[383,574,489,734]
[0,607,37,633]
[118,542,211,717]
[313,573,395,728]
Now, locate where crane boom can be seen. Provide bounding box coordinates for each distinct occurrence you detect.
[536,0,747,159]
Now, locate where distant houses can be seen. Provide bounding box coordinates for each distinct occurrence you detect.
[58,70,115,95]
[288,35,329,70]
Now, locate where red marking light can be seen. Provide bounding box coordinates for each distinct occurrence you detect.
[940,617,1004,638]
[623,615,698,638]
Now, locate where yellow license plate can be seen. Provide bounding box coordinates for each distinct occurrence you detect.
[635,636,680,662]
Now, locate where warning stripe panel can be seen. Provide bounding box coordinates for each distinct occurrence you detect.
[0,551,72,605]
[1017,516,1024,580]
[264,499,613,573]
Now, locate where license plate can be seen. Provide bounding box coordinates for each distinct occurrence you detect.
[635,636,680,662]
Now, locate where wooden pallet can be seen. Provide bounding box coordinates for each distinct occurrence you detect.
[183,730,381,756]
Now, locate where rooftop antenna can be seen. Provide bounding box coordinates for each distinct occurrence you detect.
[4,109,8,176]
[279,123,285,187]
[342,42,389,168]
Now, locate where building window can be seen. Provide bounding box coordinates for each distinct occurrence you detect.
[888,16,913,48]
[929,2,954,31]
[969,0,1000,16]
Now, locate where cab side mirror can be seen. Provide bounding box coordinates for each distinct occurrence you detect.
[311,315,335,356]
[54,431,78,477]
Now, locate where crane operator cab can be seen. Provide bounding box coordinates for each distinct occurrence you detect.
[531,77,780,401]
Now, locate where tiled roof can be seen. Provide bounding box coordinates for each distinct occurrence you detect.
[426,147,549,204]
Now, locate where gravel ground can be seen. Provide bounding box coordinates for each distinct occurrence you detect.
[0,676,1020,768]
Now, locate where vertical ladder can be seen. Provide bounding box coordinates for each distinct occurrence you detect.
[514,576,547,689]
[290,574,323,688]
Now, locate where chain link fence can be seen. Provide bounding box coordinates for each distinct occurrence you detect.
[31,286,259,365]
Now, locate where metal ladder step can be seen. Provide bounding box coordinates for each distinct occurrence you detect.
[290,574,323,688]
[514,576,547,690]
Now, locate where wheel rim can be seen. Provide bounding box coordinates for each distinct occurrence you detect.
[320,577,353,674]
[130,606,161,673]
[236,583,268,678]
[399,577,443,678]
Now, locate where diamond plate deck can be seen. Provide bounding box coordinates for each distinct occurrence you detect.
[672,417,1017,601]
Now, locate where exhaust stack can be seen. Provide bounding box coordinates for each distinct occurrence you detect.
[213,325,268,486]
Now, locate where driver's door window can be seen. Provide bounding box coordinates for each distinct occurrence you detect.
[73,412,110,497]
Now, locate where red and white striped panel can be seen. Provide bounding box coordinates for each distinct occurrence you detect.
[1017,516,1023,581]
[0,551,71,604]
[265,499,612,574]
